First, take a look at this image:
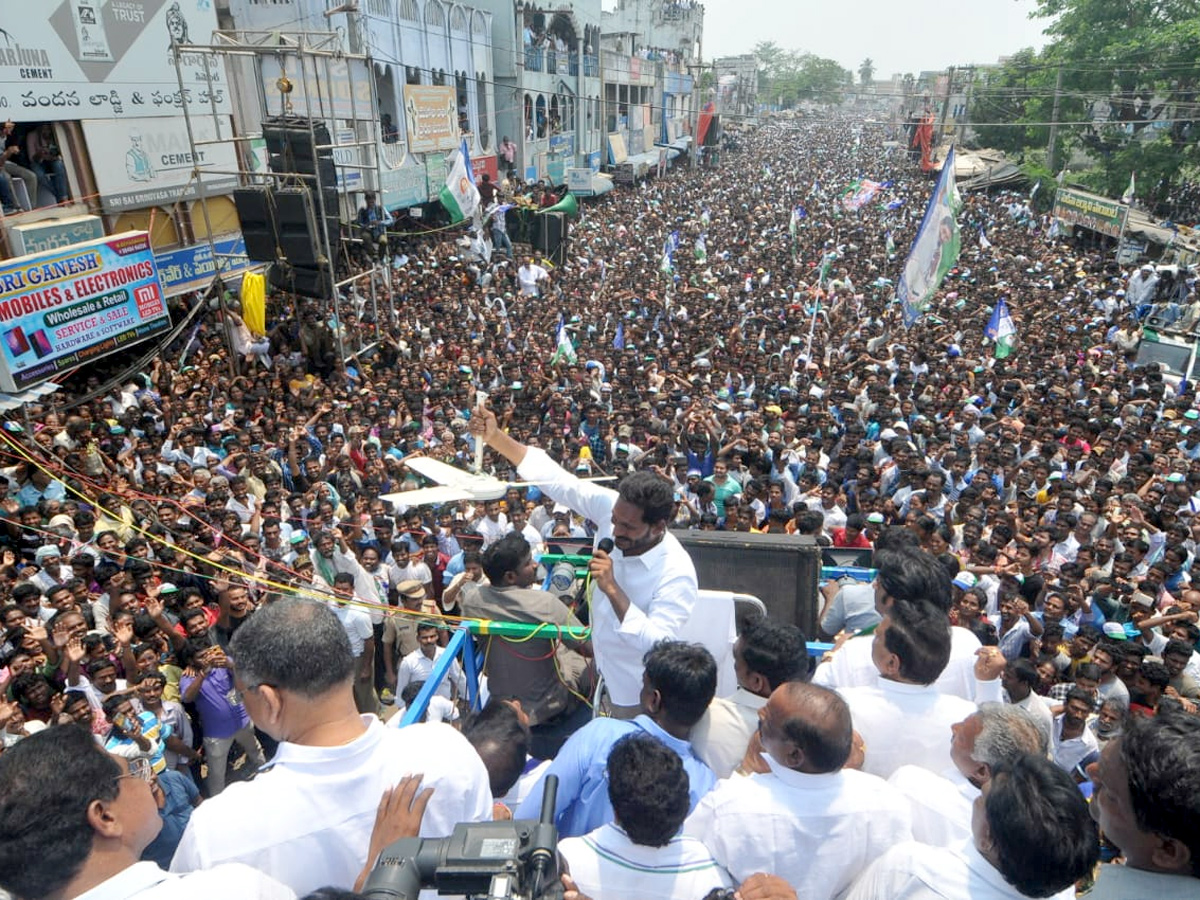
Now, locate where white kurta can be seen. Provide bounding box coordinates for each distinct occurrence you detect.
[518,448,732,706]
[75,861,295,900]
[171,718,491,896]
[684,754,913,900]
[887,765,978,848]
[844,840,1076,900]
[814,627,1003,703]
[839,678,979,779]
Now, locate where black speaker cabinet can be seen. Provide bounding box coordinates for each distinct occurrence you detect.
[232,186,277,262]
[675,531,822,637]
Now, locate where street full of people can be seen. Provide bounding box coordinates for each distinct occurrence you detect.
[0,113,1198,900]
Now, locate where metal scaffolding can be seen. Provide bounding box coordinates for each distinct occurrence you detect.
[170,30,390,367]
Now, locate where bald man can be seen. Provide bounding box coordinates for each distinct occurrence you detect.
[684,683,912,900]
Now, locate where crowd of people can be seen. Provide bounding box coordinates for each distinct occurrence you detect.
[0,114,1199,900]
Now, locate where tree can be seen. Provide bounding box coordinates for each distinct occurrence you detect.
[752,42,852,108]
[859,58,875,86]
[1027,0,1200,210]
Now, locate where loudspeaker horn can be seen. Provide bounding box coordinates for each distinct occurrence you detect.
[539,193,578,217]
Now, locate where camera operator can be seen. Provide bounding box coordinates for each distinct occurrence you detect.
[170,599,491,895]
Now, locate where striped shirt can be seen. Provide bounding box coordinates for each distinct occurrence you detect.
[559,823,732,900]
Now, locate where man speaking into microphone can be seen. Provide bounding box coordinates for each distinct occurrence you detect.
[470,404,732,718]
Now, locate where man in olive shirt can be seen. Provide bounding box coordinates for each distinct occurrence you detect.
[460,533,592,757]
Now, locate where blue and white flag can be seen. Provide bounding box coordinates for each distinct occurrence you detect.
[613,321,625,350]
[551,313,577,364]
[979,227,992,250]
[898,146,962,327]
[985,297,1017,359]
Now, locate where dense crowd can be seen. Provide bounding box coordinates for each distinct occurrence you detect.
[0,114,1198,900]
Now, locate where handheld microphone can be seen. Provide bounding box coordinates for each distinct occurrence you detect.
[596,537,614,555]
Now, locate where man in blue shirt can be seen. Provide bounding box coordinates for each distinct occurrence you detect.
[515,641,718,837]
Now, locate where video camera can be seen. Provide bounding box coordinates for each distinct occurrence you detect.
[361,776,561,900]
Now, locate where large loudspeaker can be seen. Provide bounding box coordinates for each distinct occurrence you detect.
[674,532,822,637]
[232,186,277,262]
[269,263,334,300]
[262,116,341,268]
[273,187,323,267]
[532,211,568,266]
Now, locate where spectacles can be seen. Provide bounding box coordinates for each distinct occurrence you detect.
[116,757,153,783]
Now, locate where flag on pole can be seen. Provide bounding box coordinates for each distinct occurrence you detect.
[1029,180,1041,200]
[694,234,707,262]
[439,138,480,223]
[985,297,1017,359]
[979,227,992,250]
[550,314,577,364]
[613,321,625,350]
[885,230,896,256]
[898,146,963,327]
[1122,171,1136,205]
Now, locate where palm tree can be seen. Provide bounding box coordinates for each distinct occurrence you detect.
[859,58,875,86]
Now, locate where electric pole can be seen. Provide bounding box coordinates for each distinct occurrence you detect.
[1047,65,1063,174]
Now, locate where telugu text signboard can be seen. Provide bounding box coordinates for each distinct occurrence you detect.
[82,115,239,212]
[0,231,170,390]
[154,235,251,296]
[402,85,459,155]
[0,0,229,122]
[1053,188,1128,239]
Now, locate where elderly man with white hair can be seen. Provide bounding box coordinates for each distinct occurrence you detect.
[887,703,1047,847]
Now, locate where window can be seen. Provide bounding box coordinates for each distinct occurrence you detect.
[450,7,468,32]
[425,0,444,28]
[472,11,487,38]
[535,95,547,138]
[524,93,533,140]
[398,0,419,20]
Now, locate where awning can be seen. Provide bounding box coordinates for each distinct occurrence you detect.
[590,173,614,196]
[0,382,60,414]
[624,150,661,170]
[654,142,683,160]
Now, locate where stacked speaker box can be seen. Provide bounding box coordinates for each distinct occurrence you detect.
[233,186,277,262]
[230,116,343,298]
[532,211,568,266]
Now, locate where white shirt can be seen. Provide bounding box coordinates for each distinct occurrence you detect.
[474,512,509,548]
[518,263,549,295]
[396,645,466,700]
[77,860,294,900]
[887,765,977,848]
[386,694,458,724]
[559,824,732,900]
[1051,714,1100,774]
[814,627,1002,704]
[518,448,724,706]
[845,839,1075,900]
[689,687,767,778]
[684,753,913,900]
[330,603,374,657]
[171,717,491,895]
[839,677,979,779]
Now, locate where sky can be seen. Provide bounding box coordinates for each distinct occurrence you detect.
[695,0,1051,77]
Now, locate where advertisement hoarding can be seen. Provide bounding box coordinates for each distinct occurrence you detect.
[154,235,252,296]
[380,162,429,211]
[402,85,459,154]
[6,215,105,256]
[82,115,239,212]
[0,0,229,122]
[0,231,170,390]
[1053,188,1128,239]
